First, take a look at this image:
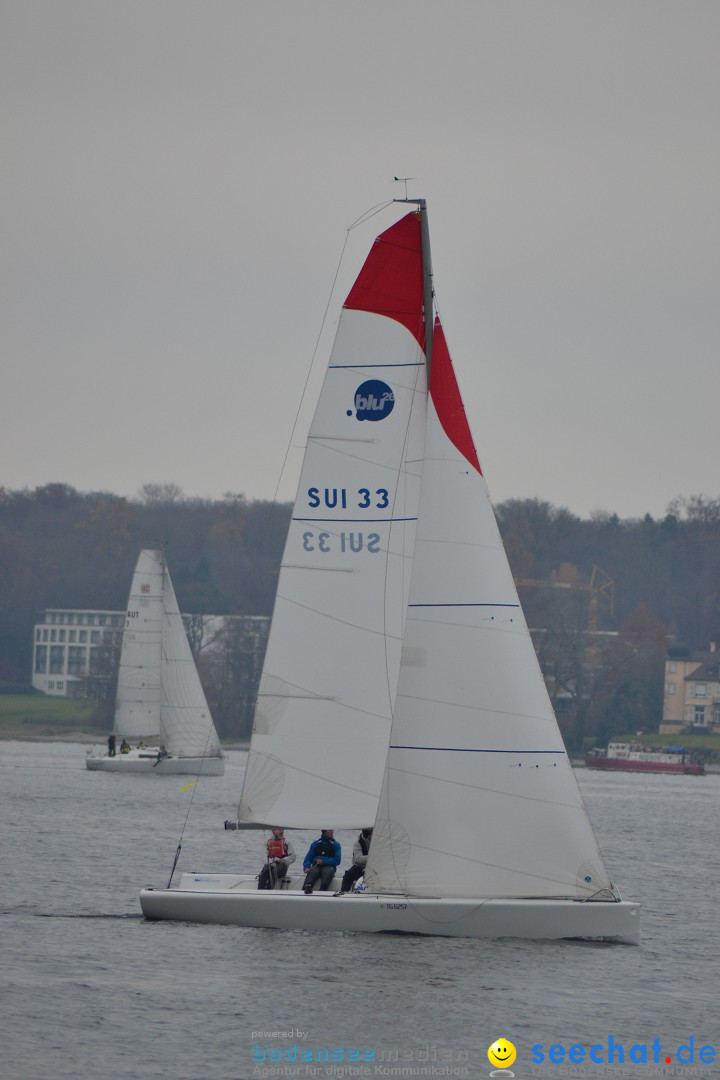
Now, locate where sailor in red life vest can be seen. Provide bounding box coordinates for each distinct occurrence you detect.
[257,827,296,890]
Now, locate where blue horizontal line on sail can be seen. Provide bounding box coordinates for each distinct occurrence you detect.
[389,746,565,754]
[328,362,424,369]
[292,516,418,523]
[408,602,520,608]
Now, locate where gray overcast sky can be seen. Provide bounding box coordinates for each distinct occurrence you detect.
[3,1,719,519]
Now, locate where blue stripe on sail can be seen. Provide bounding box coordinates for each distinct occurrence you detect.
[293,516,418,523]
[329,363,424,369]
[408,602,520,608]
[389,746,565,754]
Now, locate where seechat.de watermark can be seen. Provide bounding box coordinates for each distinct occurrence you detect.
[531,1037,716,1068]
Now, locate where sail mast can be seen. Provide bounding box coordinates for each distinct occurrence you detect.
[397,197,433,373]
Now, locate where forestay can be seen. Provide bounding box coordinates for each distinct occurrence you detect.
[364,323,614,900]
[238,214,429,829]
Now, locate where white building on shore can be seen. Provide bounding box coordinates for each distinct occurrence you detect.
[32,608,269,699]
[33,609,125,696]
[660,641,720,734]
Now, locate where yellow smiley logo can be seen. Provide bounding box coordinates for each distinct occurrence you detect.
[488,1039,517,1069]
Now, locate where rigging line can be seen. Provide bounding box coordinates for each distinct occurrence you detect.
[274,591,403,642]
[396,690,557,724]
[245,200,397,595]
[328,362,424,369]
[275,201,395,500]
[258,668,391,724]
[164,712,219,888]
[404,612,522,635]
[384,762,583,810]
[390,838,595,893]
[414,535,503,550]
[267,759,381,799]
[346,200,397,231]
[298,436,424,475]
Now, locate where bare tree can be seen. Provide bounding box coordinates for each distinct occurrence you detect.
[138,482,184,505]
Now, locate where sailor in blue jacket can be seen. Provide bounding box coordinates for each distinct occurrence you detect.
[302,829,341,893]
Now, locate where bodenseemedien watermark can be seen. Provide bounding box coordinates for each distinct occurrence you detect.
[250,1042,470,1078]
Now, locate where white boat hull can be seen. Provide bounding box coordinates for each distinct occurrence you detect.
[86,751,225,775]
[139,875,639,943]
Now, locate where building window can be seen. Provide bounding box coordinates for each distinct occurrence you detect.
[694,683,708,697]
[713,703,720,726]
[90,647,113,675]
[56,682,64,691]
[48,680,55,690]
[69,630,76,643]
[42,629,49,642]
[91,631,100,644]
[67,646,87,675]
[35,646,47,673]
[693,705,707,725]
[50,629,57,642]
[665,682,676,695]
[668,662,677,674]
[79,630,87,643]
[49,646,65,674]
[98,615,106,626]
[68,614,75,625]
[58,630,66,643]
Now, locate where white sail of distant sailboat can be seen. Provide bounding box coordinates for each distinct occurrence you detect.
[87,549,224,776]
[140,204,638,941]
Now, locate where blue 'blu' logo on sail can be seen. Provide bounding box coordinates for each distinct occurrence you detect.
[349,380,395,422]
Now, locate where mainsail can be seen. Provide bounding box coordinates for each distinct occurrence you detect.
[238,213,429,828]
[364,322,613,900]
[114,549,164,740]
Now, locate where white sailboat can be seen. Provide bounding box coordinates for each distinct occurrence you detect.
[86,549,225,776]
[140,203,639,942]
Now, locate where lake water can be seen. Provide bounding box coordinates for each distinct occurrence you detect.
[2,741,718,1080]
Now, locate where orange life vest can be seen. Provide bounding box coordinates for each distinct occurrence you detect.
[267,838,287,859]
